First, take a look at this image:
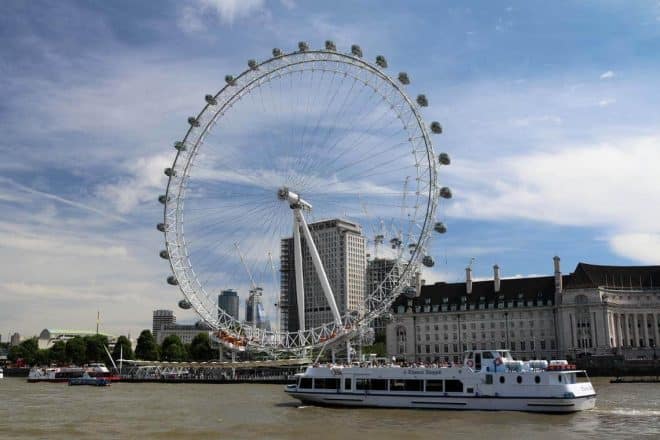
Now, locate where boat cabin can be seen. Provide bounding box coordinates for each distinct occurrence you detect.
[463,350,513,372]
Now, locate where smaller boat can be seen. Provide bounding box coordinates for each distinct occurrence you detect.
[69,373,110,387]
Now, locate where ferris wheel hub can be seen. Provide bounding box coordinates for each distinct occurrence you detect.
[277,186,312,211]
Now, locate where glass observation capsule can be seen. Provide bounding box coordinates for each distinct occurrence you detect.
[439,187,452,199]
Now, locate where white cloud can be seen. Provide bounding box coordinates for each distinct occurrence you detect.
[609,233,660,264]
[598,98,616,107]
[179,0,266,31]
[96,153,172,214]
[600,70,615,79]
[444,135,660,263]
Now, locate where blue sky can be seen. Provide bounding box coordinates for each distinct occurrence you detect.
[1,0,659,339]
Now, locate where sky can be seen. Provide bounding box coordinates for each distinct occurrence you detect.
[1,0,659,340]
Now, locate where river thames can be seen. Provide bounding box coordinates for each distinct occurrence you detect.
[0,377,658,439]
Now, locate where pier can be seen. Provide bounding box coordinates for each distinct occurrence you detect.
[118,358,309,384]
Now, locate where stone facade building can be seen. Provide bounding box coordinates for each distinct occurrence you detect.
[386,257,660,362]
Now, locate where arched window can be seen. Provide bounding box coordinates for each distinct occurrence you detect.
[396,326,407,354]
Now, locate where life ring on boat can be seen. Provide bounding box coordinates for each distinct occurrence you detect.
[494,357,503,366]
[466,360,474,368]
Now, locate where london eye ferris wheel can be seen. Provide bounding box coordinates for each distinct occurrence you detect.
[157,41,451,354]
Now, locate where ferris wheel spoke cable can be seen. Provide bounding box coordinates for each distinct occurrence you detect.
[162,44,443,353]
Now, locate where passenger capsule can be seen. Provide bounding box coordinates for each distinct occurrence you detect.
[430,121,443,134]
[167,276,178,286]
[375,55,388,68]
[188,117,200,127]
[157,223,167,232]
[205,94,217,105]
[164,167,175,177]
[325,40,336,51]
[433,222,447,234]
[247,59,258,70]
[159,250,170,259]
[438,153,450,165]
[439,187,452,199]
[298,41,309,52]
[422,256,435,268]
[351,44,363,58]
[225,75,236,85]
[272,48,282,57]
[158,194,170,204]
[398,72,410,85]
[178,299,192,310]
[416,94,428,107]
[174,141,186,151]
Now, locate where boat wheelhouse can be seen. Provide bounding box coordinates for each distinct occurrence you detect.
[285,350,596,413]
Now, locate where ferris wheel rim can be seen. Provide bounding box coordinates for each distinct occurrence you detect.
[162,46,439,352]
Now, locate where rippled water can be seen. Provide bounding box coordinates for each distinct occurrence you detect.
[0,378,658,439]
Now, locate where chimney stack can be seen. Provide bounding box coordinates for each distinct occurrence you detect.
[466,266,473,294]
[494,264,501,292]
[553,256,562,294]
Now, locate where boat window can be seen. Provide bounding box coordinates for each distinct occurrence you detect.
[314,378,339,389]
[482,351,493,359]
[499,376,505,384]
[344,378,352,390]
[356,378,370,390]
[445,380,463,393]
[426,380,443,392]
[300,378,313,388]
[390,380,406,391]
[576,371,590,383]
[370,379,388,391]
[558,375,562,383]
[534,376,541,384]
[516,376,522,384]
[485,374,493,385]
[403,380,423,391]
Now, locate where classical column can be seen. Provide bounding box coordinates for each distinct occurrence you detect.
[633,313,640,347]
[655,313,660,346]
[622,314,629,347]
[642,314,650,348]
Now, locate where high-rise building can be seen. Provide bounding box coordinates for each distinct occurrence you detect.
[153,309,175,341]
[280,218,366,331]
[10,332,21,346]
[218,289,239,320]
[245,288,270,330]
[366,257,403,339]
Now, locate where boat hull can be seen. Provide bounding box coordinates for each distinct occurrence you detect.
[286,390,596,413]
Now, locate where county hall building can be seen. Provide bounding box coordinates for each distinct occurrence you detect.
[386,257,660,362]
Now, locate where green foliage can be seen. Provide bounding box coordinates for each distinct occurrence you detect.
[34,349,51,366]
[189,333,214,361]
[161,335,187,362]
[362,342,387,357]
[8,337,39,365]
[112,335,134,360]
[50,341,67,365]
[135,330,159,361]
[65,337,87,365]
[83,334,109,363]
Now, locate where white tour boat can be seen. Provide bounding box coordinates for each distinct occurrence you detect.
[285,350,596,413]
[0,366,3,379]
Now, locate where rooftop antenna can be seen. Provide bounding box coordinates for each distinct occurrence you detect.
[468,257,476,270]
[96,310,100,335]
